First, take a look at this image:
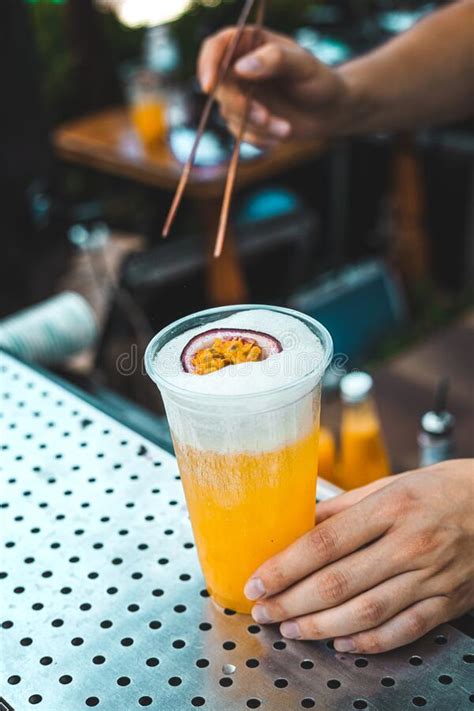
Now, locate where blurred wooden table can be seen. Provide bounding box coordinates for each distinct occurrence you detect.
[54,107,326,305]
[323,310,474,473]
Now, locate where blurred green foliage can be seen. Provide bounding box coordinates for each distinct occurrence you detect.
[29,0,319,125]
[29,1,143,124]
[29,2,75,123]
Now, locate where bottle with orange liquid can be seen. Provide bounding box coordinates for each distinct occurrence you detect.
[318,426,336,482]
[338,372,391,490]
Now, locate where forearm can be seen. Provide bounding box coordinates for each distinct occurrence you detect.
[336,0,474,135]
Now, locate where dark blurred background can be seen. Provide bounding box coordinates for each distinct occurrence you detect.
[1,0,473,419]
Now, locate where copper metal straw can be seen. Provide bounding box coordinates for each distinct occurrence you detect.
[162,0,266,258]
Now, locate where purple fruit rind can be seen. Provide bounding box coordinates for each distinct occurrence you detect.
[181,327,282,373]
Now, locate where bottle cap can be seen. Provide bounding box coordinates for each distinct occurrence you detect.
[340,372,373,403]
[421,410,454,436]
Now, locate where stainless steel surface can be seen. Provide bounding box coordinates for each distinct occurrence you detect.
[1,351,473,711]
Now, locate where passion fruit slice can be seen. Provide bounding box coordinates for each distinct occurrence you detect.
[181,328,282,376]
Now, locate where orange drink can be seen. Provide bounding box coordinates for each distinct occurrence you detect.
[145,305,333,613]
[123,66,168,147]
[317,426,336,482]
[339,372,391,490]
[174,427,319,612]
[131,100,167,146]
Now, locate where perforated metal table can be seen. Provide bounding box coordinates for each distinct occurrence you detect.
[1,350,473,711]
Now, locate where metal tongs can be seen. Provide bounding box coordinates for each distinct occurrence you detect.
[162,0,266,258]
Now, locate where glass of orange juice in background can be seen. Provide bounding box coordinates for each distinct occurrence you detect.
[145,305,333,613]
[124,67,168,147]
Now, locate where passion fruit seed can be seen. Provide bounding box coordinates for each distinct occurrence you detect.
[191,337,262,375]
[181,328,282,376]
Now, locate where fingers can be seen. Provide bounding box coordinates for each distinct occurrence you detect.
[234,42,317,82]
[276,570,427,640]
[244,491,394,602]
[215,83,291,144]
[316,477,395,523]
[228,126,279,150]
[198,26,272,92]
[198,27,237,92]
[333,596,449,654]
[225,105,292,144]
[251,534,408,623]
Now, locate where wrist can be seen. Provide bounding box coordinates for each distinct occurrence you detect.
[334,60,380,136]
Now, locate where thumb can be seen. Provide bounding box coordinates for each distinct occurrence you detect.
[234,42,317,82]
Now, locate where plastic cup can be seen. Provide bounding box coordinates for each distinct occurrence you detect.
[145,304,333,613]
[123,66,168,147]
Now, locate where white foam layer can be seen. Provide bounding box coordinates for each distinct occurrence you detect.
[154,309,323,396]
[152,310,325,454]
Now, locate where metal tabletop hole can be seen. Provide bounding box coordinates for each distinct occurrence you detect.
[219,677,233,687]
[438,675,453,685]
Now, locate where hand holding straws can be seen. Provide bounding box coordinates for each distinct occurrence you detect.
[162,0,266,258]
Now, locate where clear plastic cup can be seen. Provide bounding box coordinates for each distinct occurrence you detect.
[145,305,333,613]
[123,65,168,146]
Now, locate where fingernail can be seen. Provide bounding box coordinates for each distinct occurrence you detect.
[269,118,291,137]
[252,605,272,624]
[244,577,266,601]
[280,621,301,639]
[250,105,267,125]
[334,638,356,652]
[200,70,213,93]
[235,56,262,75]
